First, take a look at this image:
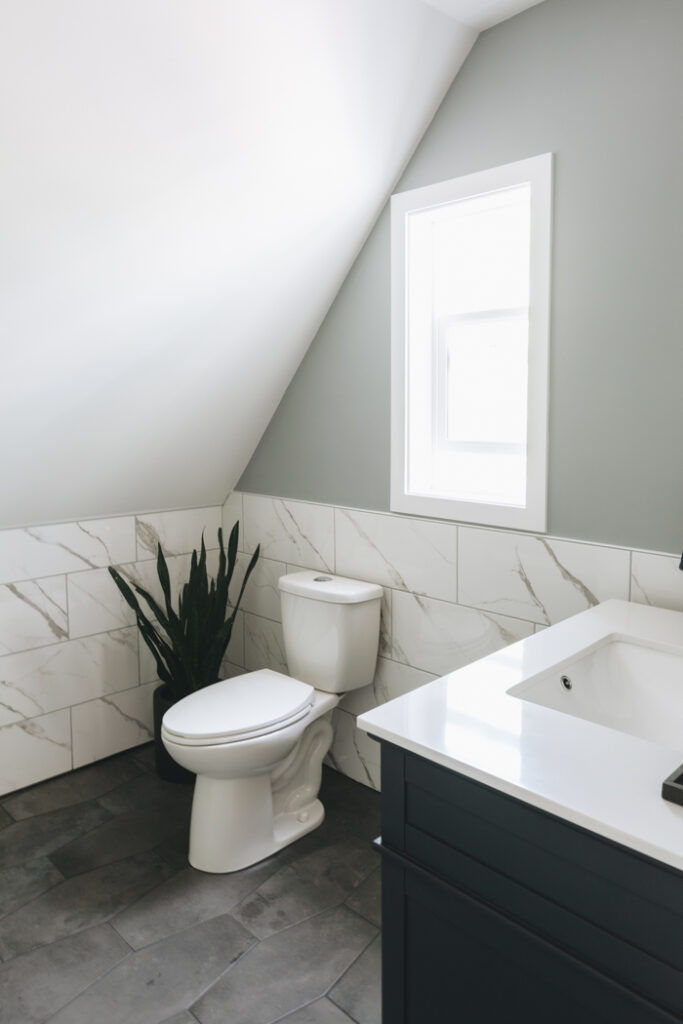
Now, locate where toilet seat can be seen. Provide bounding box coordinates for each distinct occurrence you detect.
[161,669,314,747]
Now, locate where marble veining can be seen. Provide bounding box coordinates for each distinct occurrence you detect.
[239,557,286,622]
[0,578,68,654]
[242,495,334,572]
[631,551,683,613]
[244,614,287,674]
[329,709,380,790]
[0,628,138,726]
[1,488,679,797]
[391,589,534,677]
[458,528,630,626]
[335,507,457,603]
[0,518,135,586]
[71,683,155,768]
[135,507,222,561]
[67,569,135,639]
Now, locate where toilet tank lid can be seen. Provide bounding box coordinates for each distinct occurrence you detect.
[278,570,382,604]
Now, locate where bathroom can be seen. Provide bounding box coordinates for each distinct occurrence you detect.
[1,0,683,1021]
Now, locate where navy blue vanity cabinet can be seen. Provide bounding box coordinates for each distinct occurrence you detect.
[377,742,683,1023]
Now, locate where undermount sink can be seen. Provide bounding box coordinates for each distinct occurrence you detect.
[508,635,683,748]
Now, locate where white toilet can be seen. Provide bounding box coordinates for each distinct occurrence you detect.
[161,570,382,873]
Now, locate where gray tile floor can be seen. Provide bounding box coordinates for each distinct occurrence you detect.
[0,746,382,1024]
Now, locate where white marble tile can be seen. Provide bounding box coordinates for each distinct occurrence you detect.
[379,588,392,660]
[217,660,246,681]
[335,508,457,602]
[0,628,139,726]
[242,495,334,572]
[71,682,156,768]
[0,577,68,654]
[222,491,245,552]
[135,507,222,561]
[244,613,287,674]
[225,610,245,669]
[0,517,135,585]
[458,528,630,626]
[391,590,534,677]
[328,709,380,790]
[67,568,135,639]
[239,556,286,622]
[631,551,683,613]
[138,628,160,685]
[340,656,437,716]
[0,710,72,797]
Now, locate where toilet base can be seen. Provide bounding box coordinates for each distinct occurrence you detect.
[185,705,336,873]
[188,773,325,873]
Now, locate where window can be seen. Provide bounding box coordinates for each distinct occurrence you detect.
[391,154,552,531]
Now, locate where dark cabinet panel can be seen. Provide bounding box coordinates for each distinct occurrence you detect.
[401,862,678,1024]
[378,742,683,1024]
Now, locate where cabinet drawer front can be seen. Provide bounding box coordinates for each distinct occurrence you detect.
[405,754,683,971]
[398,853,679,1024]
[405,826,683,1018]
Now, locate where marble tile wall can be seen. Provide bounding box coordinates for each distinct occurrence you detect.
[0,505,232,796]
[3,488,680,798]
[229,491,683,792]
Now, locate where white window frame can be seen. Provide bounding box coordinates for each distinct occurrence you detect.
[390,153,552,532]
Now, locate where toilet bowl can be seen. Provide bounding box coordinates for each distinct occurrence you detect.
[161,570,382,873]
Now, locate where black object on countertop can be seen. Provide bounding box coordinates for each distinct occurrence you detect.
[662,764,683,806]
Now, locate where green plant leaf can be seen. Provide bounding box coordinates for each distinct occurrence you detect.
[109,523,259,701]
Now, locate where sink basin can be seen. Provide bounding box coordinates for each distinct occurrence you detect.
[508,636,683,748]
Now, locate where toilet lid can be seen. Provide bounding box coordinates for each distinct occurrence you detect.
[161,669,315,743]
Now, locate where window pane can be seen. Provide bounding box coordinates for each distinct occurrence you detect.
[445,314,528,446]
[431,184,531,315]
[392,154,551,529]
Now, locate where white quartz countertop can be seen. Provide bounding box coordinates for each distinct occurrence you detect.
[357,599,683,872]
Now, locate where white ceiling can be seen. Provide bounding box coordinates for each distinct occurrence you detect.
[419,0,547,30]
[0,0,478,527]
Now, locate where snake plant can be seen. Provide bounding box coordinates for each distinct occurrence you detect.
[108,522,259,703]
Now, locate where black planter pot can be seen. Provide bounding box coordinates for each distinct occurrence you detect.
[153,684,195,784]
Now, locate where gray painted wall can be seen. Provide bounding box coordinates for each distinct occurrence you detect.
[239,0,683,555]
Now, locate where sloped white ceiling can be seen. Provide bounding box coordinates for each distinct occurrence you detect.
[419,0,547,30]
[1,0,477,528]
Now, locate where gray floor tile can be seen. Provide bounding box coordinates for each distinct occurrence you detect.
[126,742,157,774]
[153,827,192,870]
[48,913,255,1024]
[0,801,112,872]
[112,855,282,950]
[0,923,130,1024]
[278,998,357,1023]
[232,838,379,939]
[0,851,175,960]
[160,1013,199,1024]
[50,804,191,877]
[0,808,10,830]
[329,933,381,1024]
[98,772,194,816]
[0,857,64,919]
[1,757,141,821]
[344,866,381,927]
[193,905,377,1024]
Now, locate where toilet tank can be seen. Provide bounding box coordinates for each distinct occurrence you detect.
[278,571,382,693]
